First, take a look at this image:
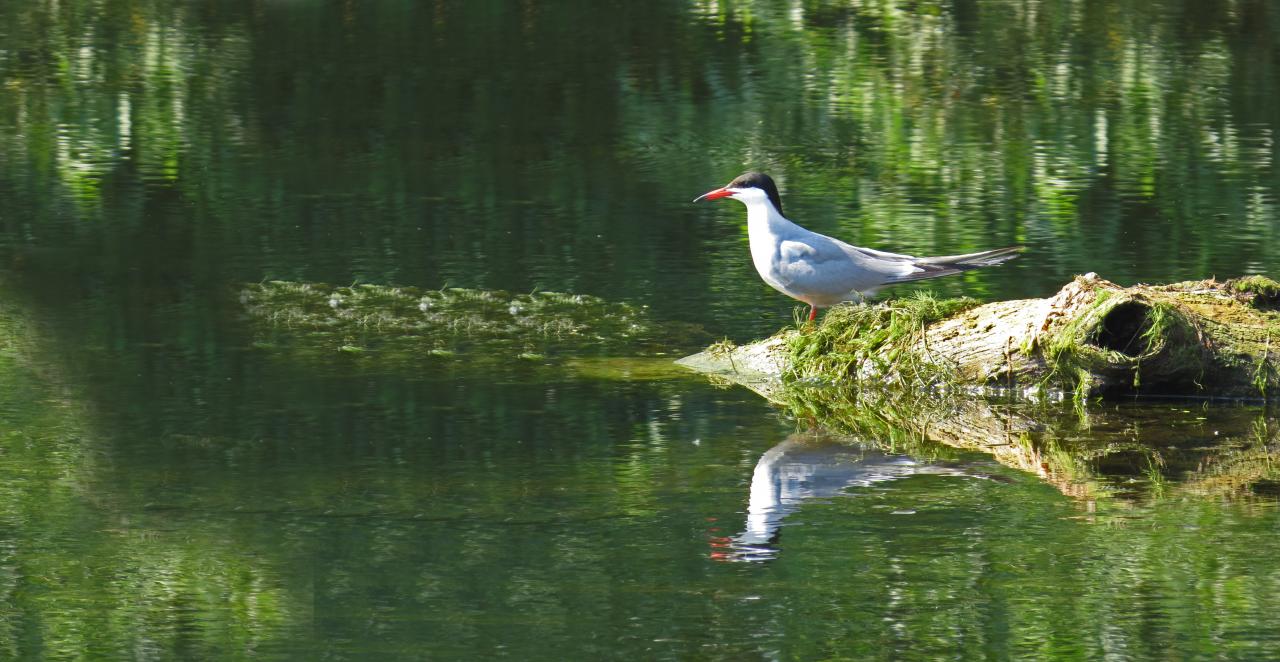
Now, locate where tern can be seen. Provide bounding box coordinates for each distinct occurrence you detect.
[695,172,1021,322]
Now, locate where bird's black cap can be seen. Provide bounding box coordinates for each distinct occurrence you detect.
[727,172,783,215]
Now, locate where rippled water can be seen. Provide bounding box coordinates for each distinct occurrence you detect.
[2,1,1280,659]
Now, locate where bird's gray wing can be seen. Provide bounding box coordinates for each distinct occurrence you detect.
[777,236,918,297]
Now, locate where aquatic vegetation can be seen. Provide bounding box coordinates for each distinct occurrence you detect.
[561,357,697,382]
[240,281,706,366]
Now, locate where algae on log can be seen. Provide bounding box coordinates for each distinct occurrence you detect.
[679,274,1280,399]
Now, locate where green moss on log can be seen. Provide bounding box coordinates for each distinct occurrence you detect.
[1227,275,1280,305]
[1029,293,1209,398]
[785,292,979,388]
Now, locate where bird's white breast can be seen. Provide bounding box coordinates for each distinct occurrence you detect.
[746,204,792,293]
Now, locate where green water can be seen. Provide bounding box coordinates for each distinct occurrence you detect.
[2,1,1280,659]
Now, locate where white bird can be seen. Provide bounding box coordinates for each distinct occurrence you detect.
[695,172,1021,322]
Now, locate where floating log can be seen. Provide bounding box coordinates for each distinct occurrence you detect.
[678,274,1280,400]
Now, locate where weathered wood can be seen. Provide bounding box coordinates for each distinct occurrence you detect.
[679,274,1280,399]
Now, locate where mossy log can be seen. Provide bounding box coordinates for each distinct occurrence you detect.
[679,274,1280,399]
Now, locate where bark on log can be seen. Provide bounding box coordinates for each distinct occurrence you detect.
[678,274,1280,400]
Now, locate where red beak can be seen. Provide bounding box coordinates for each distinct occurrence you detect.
[693,187,734,203]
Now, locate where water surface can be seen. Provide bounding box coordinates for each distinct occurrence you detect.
[2,1,1280,659]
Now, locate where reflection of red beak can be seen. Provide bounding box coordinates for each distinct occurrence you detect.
[693,188,733,203]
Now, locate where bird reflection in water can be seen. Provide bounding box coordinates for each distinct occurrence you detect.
[711,431,983,562]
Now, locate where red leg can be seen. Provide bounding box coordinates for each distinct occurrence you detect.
[808,306,818,322]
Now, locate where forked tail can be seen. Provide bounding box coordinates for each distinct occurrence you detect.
[887,246,1023,284]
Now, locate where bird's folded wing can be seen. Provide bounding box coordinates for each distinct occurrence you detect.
[778,239,821,264]
[779,238,918,291]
